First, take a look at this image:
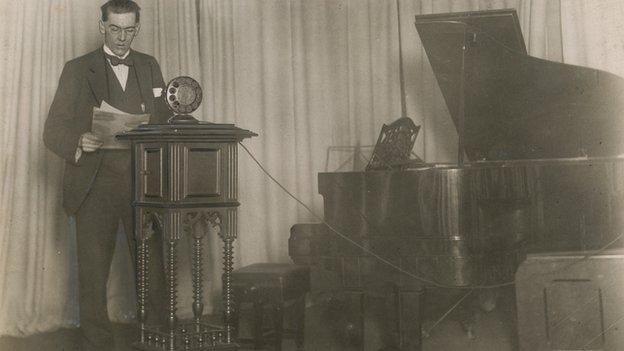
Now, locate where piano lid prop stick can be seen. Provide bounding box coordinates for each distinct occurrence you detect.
[458,23,467,167]
[395,0,425,164]
[396,0,407,118]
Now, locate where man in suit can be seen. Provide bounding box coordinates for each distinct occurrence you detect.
[43,1,168,349]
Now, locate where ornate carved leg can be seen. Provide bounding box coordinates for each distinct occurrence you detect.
[137,210,154,344]
[183,211,207,336]
[222,236,235,343]
[192,234,204,331]
[167,238,178,350]
[137,237,149,342]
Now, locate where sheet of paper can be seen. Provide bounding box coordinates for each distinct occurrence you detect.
[99,100,127,114]
[91,101,150,149]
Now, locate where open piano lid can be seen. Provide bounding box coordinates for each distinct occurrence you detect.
[415,9,624,161]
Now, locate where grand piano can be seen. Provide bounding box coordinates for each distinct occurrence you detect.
[289,9,624,350]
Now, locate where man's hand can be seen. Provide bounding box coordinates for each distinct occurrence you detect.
[79,132,103,152]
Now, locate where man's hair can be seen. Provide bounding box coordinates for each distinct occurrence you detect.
[101,0,141,22]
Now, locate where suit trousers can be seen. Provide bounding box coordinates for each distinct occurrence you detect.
[75,151,165,351]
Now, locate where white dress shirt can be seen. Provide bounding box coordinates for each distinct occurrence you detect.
[103,45,130,91]
[75,46,132,162]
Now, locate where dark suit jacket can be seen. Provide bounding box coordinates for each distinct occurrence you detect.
[44,47,171,215]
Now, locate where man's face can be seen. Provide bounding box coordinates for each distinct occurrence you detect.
[99,12,140,56]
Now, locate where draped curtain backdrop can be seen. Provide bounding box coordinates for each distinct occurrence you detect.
[1,0,623,336]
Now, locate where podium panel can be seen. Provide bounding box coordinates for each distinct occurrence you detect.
[182,145,220,198]
[139,143,167,201]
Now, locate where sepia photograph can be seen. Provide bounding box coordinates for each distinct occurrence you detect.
[1,0,624,350]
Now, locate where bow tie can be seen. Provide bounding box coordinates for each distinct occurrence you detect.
[106,53,133,66]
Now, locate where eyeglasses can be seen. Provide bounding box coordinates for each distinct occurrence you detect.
[107,25,137,36]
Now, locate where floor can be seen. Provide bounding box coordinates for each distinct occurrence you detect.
[0,300,515,351]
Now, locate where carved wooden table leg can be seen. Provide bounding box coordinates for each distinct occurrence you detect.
[167,238,179,350]
[137,210,154,345]
[192,233,204,332]
[222,236,235,343]
[138,235,149,343]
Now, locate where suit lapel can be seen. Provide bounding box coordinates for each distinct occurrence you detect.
[86,48,109,105]
[132,50,154,113]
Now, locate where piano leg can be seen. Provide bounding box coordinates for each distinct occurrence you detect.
[397,289,424,350]
[421,288,477,341]
[457,298,476,340]
[322,291,365,351]
[478,288,498,312]
[369,284,424,351]
[369,292,396,350]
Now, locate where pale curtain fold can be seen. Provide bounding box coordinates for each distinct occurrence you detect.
[560,0,624,77]
[0,0,201,336]
[0,0,78,337]
[2,0,624,338]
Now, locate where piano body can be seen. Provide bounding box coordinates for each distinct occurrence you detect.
[289,9,624,350]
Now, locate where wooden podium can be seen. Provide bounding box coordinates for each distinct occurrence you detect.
[118,121,256,350]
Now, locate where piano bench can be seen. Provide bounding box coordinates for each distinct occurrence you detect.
[231,263,310,351]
